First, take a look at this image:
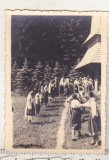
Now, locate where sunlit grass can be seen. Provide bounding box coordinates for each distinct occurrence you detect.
[13,96,64,149]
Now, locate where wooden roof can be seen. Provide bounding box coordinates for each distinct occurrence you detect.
[75,42,101,69]
[75,16,101,70]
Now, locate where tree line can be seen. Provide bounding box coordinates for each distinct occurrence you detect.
[11,58,83,96]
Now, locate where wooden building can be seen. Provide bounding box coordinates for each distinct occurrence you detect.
[75,16,101,91]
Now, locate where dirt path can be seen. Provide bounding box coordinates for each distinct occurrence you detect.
[56,97,68,149]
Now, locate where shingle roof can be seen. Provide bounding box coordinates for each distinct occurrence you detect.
[75,42,101,69]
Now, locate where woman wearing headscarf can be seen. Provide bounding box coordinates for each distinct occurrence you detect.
[25,91,35,123]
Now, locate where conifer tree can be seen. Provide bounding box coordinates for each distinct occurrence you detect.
[11,61,18,92]
[68,65,75,82]
[61,64,69,77]
[16,58,32,95]
[32,61,44,88]
[43,62,52,83]
[52,61,62,79]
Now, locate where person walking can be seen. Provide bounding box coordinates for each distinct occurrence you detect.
[80,91,100,147]
[25,91,35,124]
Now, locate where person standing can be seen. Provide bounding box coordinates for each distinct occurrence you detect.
[40,85,45,107]
[74,77,79,86]
[54,76,59,96]
[65,94,82,141]
[43,83,49,108]
[59,76,65,95]
[78,87,86,103]
[64,77,70,98]
[80,91,100,147]
[48,80,54,103]
[88,78,94,91]
[25,91,35,124]
[83,77,89,97]
[35,90,41,117]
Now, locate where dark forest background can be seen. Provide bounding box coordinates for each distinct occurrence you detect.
[11,15,91,95]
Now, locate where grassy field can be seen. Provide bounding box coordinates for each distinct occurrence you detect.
[12,96,65,149]
[12,94,101,149]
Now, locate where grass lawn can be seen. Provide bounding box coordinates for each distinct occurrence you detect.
[12,96,65,149]
[12,94,101,149]
[63,108,101,149]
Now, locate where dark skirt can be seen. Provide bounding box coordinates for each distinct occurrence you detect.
[59,85,64,95]
[70,108,82,130]
[35,104,41,114]
[88,113,101,135]
[43,92,48,104]
[26,104,35,116]
[64,86,69,97]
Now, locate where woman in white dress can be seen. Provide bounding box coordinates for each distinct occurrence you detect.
[25,91,35,123]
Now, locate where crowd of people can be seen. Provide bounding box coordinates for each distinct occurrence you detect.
[25,75,101,147]
[64,76,100,147]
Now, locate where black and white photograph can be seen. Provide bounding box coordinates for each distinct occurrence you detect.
[5,11,107,153]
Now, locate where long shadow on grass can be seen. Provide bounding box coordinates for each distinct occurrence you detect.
[13,144,44,148]
[39,114,60,117]
[46,108,59,111]
[32,120,56,125]
[52,100,65,103]
[47,104,61,108]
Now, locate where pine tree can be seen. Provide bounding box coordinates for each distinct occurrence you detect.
[11,61,18,92]
[52,61,62,79]
[32,61,44,88]
[15,69,24,95]
[16,58,32,95]
[61,64,69,77]
[68,65,76,82]
[44,62,52,83]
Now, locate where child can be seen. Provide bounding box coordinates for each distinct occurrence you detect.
[80,91,100,147]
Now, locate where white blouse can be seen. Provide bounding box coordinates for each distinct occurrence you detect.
[26,94,34,109]
[81,97,98,117]
[35,93,40,104]
[70,99,80,109]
